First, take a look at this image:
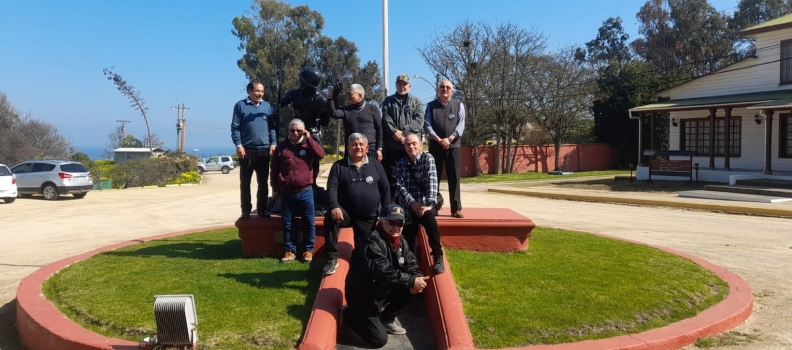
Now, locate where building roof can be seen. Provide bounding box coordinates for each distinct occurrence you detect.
[740,13,792,36]
[114,147,165,153]
[629,90,792,116]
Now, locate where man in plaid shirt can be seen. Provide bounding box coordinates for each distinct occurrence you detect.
[395,133,445,274]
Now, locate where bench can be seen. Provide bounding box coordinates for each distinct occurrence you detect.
[235,208,536,257]
[643,150,696,183]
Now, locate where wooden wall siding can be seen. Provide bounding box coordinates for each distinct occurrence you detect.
[669,108,792,171]
[665,31,792,100]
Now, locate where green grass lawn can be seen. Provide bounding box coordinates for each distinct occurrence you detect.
[447,228,729,348]
[44,227,728,350]
[43,228,321,350]
[460,170,629,183]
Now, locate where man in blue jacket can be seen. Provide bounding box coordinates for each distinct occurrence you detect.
[231,81,277,219]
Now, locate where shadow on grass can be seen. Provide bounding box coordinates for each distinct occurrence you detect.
[219,264,326,343]
[103,239,243,260]
[549,178,714,193]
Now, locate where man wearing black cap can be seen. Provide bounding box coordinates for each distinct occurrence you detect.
[381,74,425,198]
[342,203,429,348]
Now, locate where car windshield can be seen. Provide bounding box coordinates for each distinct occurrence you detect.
[60,163,88,172]
[0,166,10,176]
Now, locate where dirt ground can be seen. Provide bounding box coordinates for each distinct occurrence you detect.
[0,172,790,350]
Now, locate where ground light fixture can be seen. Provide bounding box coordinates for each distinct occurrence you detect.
[146,294,198,349]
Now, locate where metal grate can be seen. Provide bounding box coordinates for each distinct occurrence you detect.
[153,294,198,346]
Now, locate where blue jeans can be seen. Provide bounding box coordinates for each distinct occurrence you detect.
[280,187,316,253]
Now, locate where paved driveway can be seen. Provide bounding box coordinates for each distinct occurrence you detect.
[0,172,789,349]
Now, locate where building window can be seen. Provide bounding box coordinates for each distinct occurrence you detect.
[782,40,792,85]
[681,117,741,157]
[781,113,792,158]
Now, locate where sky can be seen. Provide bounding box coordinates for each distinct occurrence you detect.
[0,0,740,157]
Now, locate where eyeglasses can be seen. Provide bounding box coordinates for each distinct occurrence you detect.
[388,220,404,227]
[438,85,453,90]
[289,129,304,134]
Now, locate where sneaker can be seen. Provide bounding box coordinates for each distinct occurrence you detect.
[382,321,407,335]
[302,251,313,263]
[257,210,271,218]
[323,258,338,275]
[432,255,445,274]
[281,251,296,263]
[240,212,251,219]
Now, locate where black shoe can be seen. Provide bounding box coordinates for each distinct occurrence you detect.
[323,258,338,276]
[240,212,251,219]
[432,255,445,274]
[257,210,270,218]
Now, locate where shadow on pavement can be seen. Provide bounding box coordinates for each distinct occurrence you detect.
[0,299,25,350]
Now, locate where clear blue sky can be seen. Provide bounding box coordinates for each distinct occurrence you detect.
[0,0,739,155]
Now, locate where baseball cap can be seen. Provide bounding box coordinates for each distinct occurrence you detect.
[381,203,405,221]
[396,74,410,84]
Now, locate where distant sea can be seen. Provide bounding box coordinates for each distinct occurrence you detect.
[75,146,237,160]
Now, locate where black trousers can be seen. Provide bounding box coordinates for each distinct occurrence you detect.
[239,147,270,214]
[311,134,322,183]
[382,148,408,198]
[429,144,462,213]
[345,287,414,349]
[324,207,377,260]
[402,209,443,258]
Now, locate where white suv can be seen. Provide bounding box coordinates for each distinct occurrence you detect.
[0,163,17,203]
[197,156,235,174]
[11,160,93,200]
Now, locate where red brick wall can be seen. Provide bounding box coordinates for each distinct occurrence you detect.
[457,144,613,177]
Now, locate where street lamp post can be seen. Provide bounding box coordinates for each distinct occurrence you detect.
[413,75,438,100]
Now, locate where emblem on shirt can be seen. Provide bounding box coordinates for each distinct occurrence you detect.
[398,256,405,265]
[404,106,411,114]
[299,150,306,156]
[448,113,456,120]
[365,176,373,184]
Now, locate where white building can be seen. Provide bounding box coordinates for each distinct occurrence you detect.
[629,14,792,184]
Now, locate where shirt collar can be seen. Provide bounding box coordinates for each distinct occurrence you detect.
[347,155,369,167]
[245,98,260,106]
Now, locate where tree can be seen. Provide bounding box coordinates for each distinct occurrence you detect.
[0,92,74,165]
[576,17,632,69]
[103,68,154,156]
[478,22,546,173]
[730,0,792,53]
[527,47,596,170]
[632,0,736,80]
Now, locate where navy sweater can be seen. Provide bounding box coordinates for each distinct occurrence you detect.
[327,158,391,218]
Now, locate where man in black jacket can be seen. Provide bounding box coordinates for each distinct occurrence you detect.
[323,133,390,276]
[342,204,429,348]
[328,83,383,160]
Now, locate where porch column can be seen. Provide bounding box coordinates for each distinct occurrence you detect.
[724,107,732,170]
[708,108,717,169]
[764,109,774,175]
[650,112,655,150]
[638,113,644,166]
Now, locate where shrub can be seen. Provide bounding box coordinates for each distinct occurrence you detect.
[111,156,197,188]
[168,171,201,185]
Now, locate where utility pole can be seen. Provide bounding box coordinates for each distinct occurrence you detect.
[171,103,189,151]
[116,120,131,139]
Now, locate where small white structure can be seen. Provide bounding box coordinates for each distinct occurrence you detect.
[153,294,198,347]
[113,147,165,163]
[630,14,792,183]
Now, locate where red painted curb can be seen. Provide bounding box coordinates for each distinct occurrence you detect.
[16,225,233,350]
[16,224,752,350]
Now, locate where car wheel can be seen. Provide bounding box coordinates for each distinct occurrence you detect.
[221,166,230,174]
[42,184,59,200]
[3,198,14,203]
[73,192,87,199]
[197,168,204,174]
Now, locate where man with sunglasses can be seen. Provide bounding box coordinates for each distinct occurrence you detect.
[424,79,466,218]
[342,203,429,347]
[270,119,326,263]
[395,133,445,274]
[323,133,390,276]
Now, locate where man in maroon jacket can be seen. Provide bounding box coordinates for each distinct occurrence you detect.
[271,119,326,263]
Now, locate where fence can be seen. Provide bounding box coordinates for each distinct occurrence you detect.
[457,144,613,177]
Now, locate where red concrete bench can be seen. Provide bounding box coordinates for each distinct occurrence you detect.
[236,208,535,257]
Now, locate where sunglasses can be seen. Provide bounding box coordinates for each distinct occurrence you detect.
[289,129,304,134]
[388,220,404,227]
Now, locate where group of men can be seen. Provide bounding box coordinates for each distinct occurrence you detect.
[230,70,466,348]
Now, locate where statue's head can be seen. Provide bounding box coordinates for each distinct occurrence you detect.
[299,68,323,90]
